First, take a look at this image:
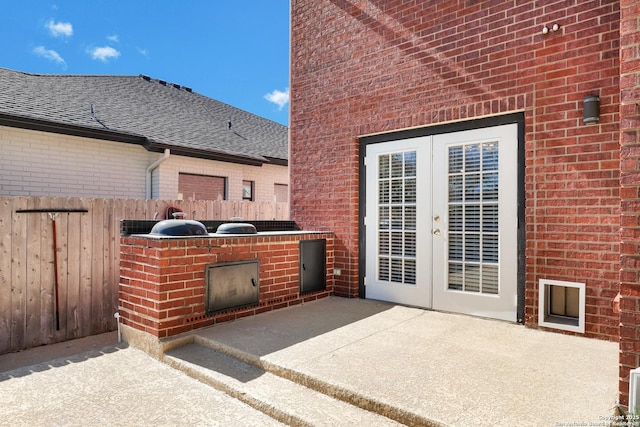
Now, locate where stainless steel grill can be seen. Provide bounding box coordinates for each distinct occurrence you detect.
[215,222,258,234]
[149,219,207,236]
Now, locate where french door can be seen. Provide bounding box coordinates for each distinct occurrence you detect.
[364,124,518,321]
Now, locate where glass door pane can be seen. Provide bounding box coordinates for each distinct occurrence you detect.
[377,151,417,285]
[447,141,499,294]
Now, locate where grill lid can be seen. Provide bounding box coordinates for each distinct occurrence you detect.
[215,222,258,234]
[150,219,207,236]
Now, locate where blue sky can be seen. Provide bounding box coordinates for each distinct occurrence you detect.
[1,1,290,125]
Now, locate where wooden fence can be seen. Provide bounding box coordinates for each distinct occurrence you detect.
[0,196,289,354]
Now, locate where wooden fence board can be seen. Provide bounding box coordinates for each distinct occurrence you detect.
[125,198,136,220]
[0,197,13,351]
[67,200,81,339]
[24,198,42,348]
[135,199,147,219]
[79,199,93,337]
[101,198,113,331]
[52,198,69,341]
[39,201,53,344]
[111,198,125,330]
[10,197,28,351]
[210,199,221,219]
[153,199,166,220]
[91,198,105,334]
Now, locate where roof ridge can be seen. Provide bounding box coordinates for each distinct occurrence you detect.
[138,74,193,92]
[0,66,141,79]
[0,67,199,94]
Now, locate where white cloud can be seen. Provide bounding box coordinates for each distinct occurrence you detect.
[264,87,289,110]
[137,47,149,57]
[89,46,121,62]
[107,34,119,43]
[46,20,72,38]
[33,46,66,69]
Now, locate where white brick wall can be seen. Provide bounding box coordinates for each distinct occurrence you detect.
[0,126,289,201]
[0,126,153,198]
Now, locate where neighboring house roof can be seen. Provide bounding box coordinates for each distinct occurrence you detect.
[0,67,287,166]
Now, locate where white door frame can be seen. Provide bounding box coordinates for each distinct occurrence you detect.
[361,120,521,322]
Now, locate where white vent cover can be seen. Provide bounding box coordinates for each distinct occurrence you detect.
[630,367,640,414]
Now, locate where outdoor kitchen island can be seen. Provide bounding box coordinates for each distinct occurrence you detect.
[117,221,334,355]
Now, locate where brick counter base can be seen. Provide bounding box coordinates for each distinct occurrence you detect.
[119,232,334,339]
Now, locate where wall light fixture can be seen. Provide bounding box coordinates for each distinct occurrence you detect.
[583,95,600,125]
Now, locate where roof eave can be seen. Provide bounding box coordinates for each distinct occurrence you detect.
[0,112,281,167]
[264,156,288,166]
[145,141,268,167]
[0,112,147,145]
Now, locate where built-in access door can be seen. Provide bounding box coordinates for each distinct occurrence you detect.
[364,124,518,322]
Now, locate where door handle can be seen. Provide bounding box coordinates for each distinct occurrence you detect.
[433,229,441,236]
[434,215,441,222]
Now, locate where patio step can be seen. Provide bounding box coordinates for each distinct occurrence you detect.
[163,342,404,427]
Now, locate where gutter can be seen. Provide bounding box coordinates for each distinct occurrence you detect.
[144,141,268,167]
[146,148,170,199]
[0,112,147,145]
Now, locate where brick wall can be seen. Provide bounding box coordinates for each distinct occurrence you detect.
[290,1,620,339]
[119,233,334,338]
[619,0,640,408]
[0,126,153,198]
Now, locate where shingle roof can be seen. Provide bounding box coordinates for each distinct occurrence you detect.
[0,67,288,165]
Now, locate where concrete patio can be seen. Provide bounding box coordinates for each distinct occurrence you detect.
[0,297,619,426]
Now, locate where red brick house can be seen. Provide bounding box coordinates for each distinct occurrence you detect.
[290,0,639,405]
